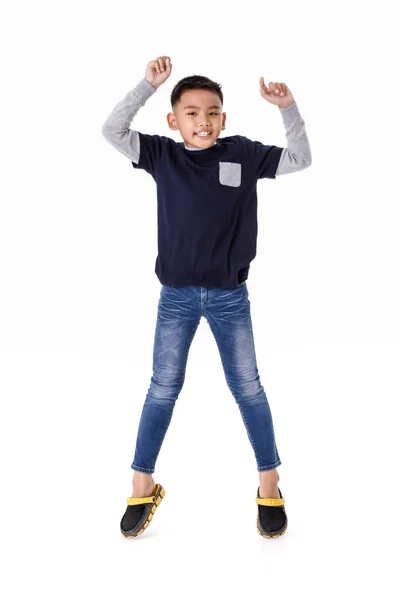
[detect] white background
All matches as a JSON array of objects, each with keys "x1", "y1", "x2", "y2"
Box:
[{"x1": 1, "y1": 0, "x2": 399, "y2": 597}]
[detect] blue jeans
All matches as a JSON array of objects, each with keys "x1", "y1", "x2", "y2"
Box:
[{"x1": 131, "y1": 282, "x2": 281, "y2": 473}]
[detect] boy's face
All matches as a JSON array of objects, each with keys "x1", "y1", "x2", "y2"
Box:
[{"x1": 167, "y1": 89, "x2": 226, "y2": 149}]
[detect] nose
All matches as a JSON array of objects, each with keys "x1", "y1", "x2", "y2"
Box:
[{"x1": 197, "y1": 113, "x2": 211, "y2": 126}]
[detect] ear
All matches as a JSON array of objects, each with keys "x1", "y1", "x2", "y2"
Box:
[
  {"x1": 167, "y1": 112, "x2": 179, "y2": 131},
  {"x1": 221, "y1": 112, "x2": 227, "y2": 130}
]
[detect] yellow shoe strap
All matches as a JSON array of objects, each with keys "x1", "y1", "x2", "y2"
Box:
[
  {"x1": 256, "y1": 497, "x2": 285, "y2": 507},
  {"x1": 126, "y1": 484, "x2": 160, "y2": 505},
  {"x1": 127, "y1": 495, "x2": 156, "y2": 505}
]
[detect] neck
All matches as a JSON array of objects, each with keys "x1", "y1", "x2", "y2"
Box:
[{"x1": 184, "y1": 141, "x2": 217, "y2": 151}]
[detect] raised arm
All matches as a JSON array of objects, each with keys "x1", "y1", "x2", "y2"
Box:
[
  {"x1": 101, "y1": 56, "x2": 173, "y2": 163},
  {"x1": 101, "y1": 78, "x2": 156, "y2": 163},
  {"x1": 276, "y1": 101, "x2": 312, "y2": 175},
  {"x1": 259, "y1": 78, "x2": 312, "y2": 175}
]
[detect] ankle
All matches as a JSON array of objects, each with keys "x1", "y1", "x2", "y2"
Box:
[
  {"x1": 259, "y1": 469, "x2": 280, "y2": 486},
  {"x1": 132, "y1": 472, "x2": 155, "y2": 493}
]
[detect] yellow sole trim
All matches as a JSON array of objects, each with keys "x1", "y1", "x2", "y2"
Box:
[{"x1": 256, "y1": 518, "x2": 287, "y2": 538}]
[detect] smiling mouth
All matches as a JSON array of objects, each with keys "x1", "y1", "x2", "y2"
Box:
[{"x1": 195, "y1": 132, "x2": 212, "y2": 138}]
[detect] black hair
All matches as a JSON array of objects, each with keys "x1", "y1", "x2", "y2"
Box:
[{"x1": 170, "y1": 75, "x2": 223, "y2": 109}]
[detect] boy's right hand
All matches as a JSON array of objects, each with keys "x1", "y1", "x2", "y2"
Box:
[{"x1": 145, "y1": 56, "x2": 172, "y2": 90}]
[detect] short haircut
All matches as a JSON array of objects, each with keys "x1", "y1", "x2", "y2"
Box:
[{"x1": 170, "y1": 75, "x2": 223, "y2": 110}]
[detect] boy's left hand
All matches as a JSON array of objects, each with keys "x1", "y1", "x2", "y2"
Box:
[{"x1": 259, "y1": 77, "x2": 294, "y2": 108}]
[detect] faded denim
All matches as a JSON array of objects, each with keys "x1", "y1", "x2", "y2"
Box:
[{"x1": 131, "y1": 282, "x2": 281, "y2": 473}]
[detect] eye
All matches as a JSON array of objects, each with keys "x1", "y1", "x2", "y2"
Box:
[{"x1": 187, "y1": 112, "x2": 219, "y2": 116}]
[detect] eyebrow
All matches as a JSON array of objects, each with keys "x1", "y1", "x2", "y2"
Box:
[{"x1": 183, "y1": 105, "x2": 221, "y2": 110}]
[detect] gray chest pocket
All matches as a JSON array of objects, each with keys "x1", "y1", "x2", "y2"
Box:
[{"x1": 219, "y1": 162, "x2": 241, "y2": 187}]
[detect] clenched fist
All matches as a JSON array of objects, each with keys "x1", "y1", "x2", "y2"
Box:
[{"x1": 145, "y1": 56, "x2": 173, "y2": 90}]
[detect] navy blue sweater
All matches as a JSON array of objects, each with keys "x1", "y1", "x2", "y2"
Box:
[
  {"x1": 131, "y1": 132, "x2": 283, "y2": 287},
  {"x1": 102, "y1": 78, "x2": 312, "y2": 288}
]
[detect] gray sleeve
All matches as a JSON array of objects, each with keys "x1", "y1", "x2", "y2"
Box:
[
  {"x1": 101, "y1": 78, "x2": 157, "y2": 163},
  {"x1": 275, "y1": 102, "x2": 312, "y2": 176}
]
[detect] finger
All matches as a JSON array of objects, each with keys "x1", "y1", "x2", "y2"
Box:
[
  {"x1": 269, "y1": 81, "x2": 280, "y2": 95},
  {"x1": 281, "y1": 83, "x2": 289, "y2": 96},
  {"x1": 260, "y1": 80, "x2": 272, "y2": 93},
  {"x1": 260, "y1": 87, "x2": 272, "y2": 97},
  {"x1": 153, "y1": 60, "x2": 161, "y2": 74},
  {"x1": 160, "y1": 56, "x2": 168, "y2": 71},
  {"x1": 273, "y1": 82, "x2": 281, "y2": 95}
]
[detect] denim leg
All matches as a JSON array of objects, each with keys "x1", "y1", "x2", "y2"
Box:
[
  {"x1": 131, "y1": 285, "x2": 201, "y2": 473},
  {"x1": 204, "y1": 283, "x2": 281, "y2": 472}
]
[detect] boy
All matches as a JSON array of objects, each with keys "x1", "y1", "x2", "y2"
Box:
[{"x1": 102, "y1": 55, "x2": 312, "y2": 539}]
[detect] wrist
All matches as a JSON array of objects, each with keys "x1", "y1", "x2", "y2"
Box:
[
  {"x1": 279, "y1": 101, "x2": 294, "y2": 110},
  {"x1": 145, "y1": 78, "x2": 157, "y2": 90}
]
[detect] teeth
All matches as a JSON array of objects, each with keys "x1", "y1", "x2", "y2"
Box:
[{"x1": 196, "y1": 132, "x2": 211, "y2": 136}]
